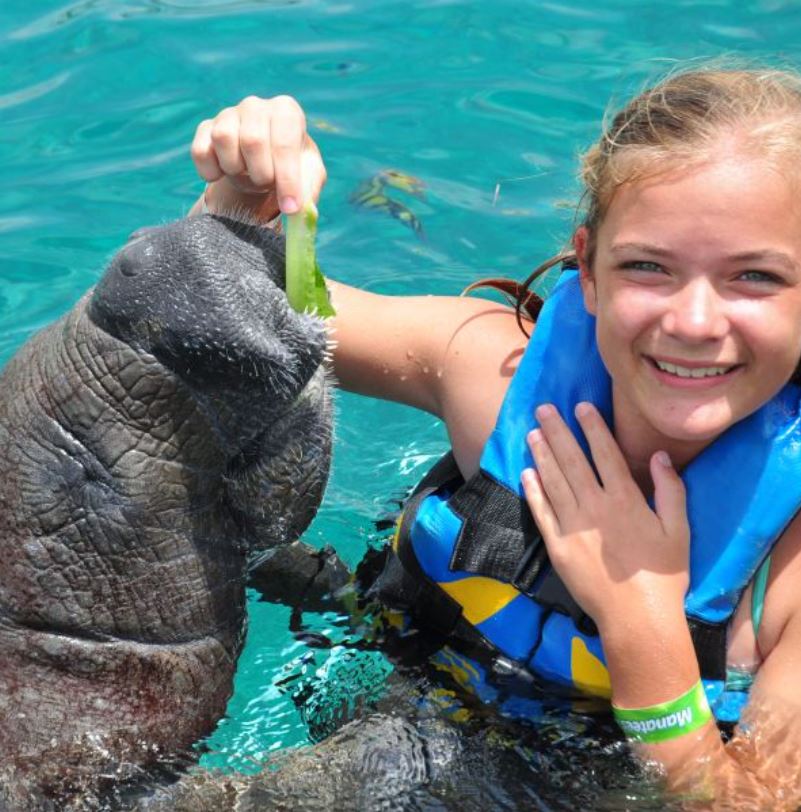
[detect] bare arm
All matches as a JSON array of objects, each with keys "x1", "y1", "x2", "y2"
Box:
[{"x1": 327, "y1": 279, "x2": 528, "y2": 476}]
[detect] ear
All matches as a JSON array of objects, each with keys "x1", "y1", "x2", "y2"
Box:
[{"x1": 574, "y1": 226, "x2": 597, "y2": 316}]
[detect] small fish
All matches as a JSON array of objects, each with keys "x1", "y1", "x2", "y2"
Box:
[
  {"x1": 349, "y1": 175, "x2": 385, "y2": 206},
  {"x1": 350, "y1": 172, "x2": 425, "y2": 238},
  {"x1": 378, "y1": 169, "x2": 426, "y2": 199},
  {"x1": 311, "y1": 118, "x2": 343, "y2": 134}
]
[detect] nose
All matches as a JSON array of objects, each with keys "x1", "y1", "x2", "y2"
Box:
[{"x1": 661, "y1": 278, "x2": 729, "y2": 343}]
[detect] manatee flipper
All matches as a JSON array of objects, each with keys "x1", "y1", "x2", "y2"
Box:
[{"x1": 248, "y1": 541, "x2": 351, "y2": 614}]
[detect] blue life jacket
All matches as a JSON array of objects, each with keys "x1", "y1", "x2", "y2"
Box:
[{"x1": 390, "y1": 270, "x2": 801, "y2": 724}]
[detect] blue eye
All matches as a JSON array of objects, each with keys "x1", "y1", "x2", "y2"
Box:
[
  {"x1": 621, "y1": 260, "x2": 664, "y2": 273},
  {"x1": 738, "y1": 270, "x2": 780, "y2": 284}
]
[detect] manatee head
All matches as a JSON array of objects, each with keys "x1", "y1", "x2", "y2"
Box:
[{"x1": 90, "y1": 214, "x2": 328, "y2": 447}]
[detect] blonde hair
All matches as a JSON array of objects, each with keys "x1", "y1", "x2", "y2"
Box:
[
  {"x1": 581, "y1": 66, "x2": 801, "y2": 260},
  {"x1": 466, "y1": 65, "x2": 801, "y2": 334}
]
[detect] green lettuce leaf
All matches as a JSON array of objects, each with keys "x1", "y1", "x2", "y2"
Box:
[{"x1": 285, "y1": 200, "x2": 335, "y2": 317}]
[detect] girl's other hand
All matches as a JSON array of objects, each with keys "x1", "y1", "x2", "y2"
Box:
[
  {"x1": 190, "y1": 95, "x2": 327, "y2": 220},
  {"x1": 521, "y1": 402, "x2": 690, "y2": 633}
]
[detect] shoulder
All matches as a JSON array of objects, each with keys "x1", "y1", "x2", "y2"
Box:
[{"x1": 436, "y1": 300, "x2": 531, "y2": 479}]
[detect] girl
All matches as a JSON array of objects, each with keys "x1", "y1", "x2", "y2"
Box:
[{"x1": 189, "y1": 69, "x2": 801, "y2": 806}]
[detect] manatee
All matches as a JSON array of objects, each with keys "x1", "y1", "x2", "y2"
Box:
[{"x1": 0, "y1": 214, "x2": 332, "y2": 809}]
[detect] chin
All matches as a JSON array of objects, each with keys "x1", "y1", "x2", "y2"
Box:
[{"x1": 650, "y1": 408, "x2": 737, "y2": 446}]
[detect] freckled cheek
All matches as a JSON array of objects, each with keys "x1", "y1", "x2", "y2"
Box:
[
  {"x1": 594, "y1": 304, "x2": 654, "y2": 365},
  {"x1": 602, "y1": 288, "x2": 661, "y2": 329},
  {"x1": 593, "y1": 324, "x2": 641, "y2": 384},
  {"x1": 768, "y1": 333, "x2": 801, "y2": 385},
  {"x1": 737, "y1": 328, "x2": 801, "y2": 397}
]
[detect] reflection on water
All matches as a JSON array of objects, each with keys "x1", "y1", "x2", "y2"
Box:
[{"x1": 7, "y1": 0, "x2": 305, "y2": 41}]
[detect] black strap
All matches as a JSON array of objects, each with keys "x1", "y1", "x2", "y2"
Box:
[
  {"x1": 449, "y1": 469, "x2": 548, "y2": 593},
  {"x1": 687, "y1": 616, "x2": 727, "y2": 682},
  {"x1": 447, "y1": 470, "x2": 595, "y2": 636},
  {"x1": 529, "y1": 567, "x2": 598, "y2": 637}
]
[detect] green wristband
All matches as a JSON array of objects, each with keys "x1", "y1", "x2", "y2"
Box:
[{"x1": 612, "y1": 681, "x2": 712, "y2": 744}]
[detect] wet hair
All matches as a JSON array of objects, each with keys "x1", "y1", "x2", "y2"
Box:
[{"x1": 466, "y1": 64, "x2": 801, "y2": 339}]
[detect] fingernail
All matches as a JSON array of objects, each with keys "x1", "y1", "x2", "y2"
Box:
[
  {"x1": 528, "y1": 428, "x2": 543, "y2": 444},
  {"x1": 280, "y1": 196, "x2": 299, "y2": 214},
  {"x1": 536, "y1": 403, "x2": 555, "y2": 420},
  {"x1": 575, "y1": 401, "x2": 592, "y2": 418},
  {"x1": 656, "y1": 450, "x2": 672, "y2": 468}
]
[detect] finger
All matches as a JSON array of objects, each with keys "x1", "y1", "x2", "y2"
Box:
[
  {"x1": 301, "y1": 136, "x2": 328, "y2": 204},
  {"x1": 237, "y1": 97, "x2": 276, "y2": 190},
  {"x1": 535, "y1": 404, "x2": 599, "y2": 498},
  {"x1": 190, "y1": 119, "x2": 223, "y2": 182},
  {"x1": 521, "y1": 467, "x2": 562, "y2": 540},
  {"x1": 650, "y1": 451, "x2": 689, "y2": 539},
  {"x1": 574, "y1": 401, "x2": 631, "y2": 492},
  {"x1": 210, "y1": 107, "x2": 246, "y2": 177},
  {"x1": 269, "y1": 95, "x2": 306, "y2": 213},
  {"x1": 527, "y1": 427, "x2": 578, "y2": 517}
]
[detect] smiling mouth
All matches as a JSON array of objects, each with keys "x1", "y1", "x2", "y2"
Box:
[{"x1": 647, "y1": 357, "x2": 741, "y2": 379}]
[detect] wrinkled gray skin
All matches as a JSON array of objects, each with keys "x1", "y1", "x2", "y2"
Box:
[{"x1": 0, "y1": 215, "x2": 332, "y2": 808}]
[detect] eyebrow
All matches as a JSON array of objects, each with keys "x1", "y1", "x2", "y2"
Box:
[
  {"x1": 609, "y1": 242, "x2": 798, "y2": 271},
  {"x1": 609, "y1": 242, "x2": 675, "y2": 258},
  {"x1": 727, "y1": 250, "x2": 797, "y2": 271}
]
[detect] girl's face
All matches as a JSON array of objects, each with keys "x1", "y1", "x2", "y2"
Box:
[{"x1": 576, "y1": 154, "x2": 801, "y2": 463}]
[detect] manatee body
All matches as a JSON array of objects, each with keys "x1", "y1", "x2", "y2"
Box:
[{"x1": 0, "y1": 215, "x2": 332, "y2": 807}]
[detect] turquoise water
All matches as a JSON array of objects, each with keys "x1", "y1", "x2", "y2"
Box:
[{"x1": 3, "y1": 0, "x2": 801, "y2": 781}]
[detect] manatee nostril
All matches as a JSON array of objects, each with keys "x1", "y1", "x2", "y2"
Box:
[{"x1": 119, "y1": 255, "x2": 139, "y2": 277}]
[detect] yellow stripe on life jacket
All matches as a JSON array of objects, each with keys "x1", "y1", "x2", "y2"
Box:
[
  {"x1": 391, "y1": 516, "x2": 403, "y2": 552},
  {"x1": 570, "y1": 637, "x2": 611, "y2": 698},
  {"x1": 438, "y1": 576, "x2": 520, "y2": 626}
]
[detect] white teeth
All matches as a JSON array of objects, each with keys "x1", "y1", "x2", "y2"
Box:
[{"x1": 654, "y1": 360, "x2": 733, "y2": 378}]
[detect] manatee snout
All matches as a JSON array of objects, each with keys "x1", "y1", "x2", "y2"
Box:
[{"x1": 91, "y1": 214, "x2": 326, "y2": 405}]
